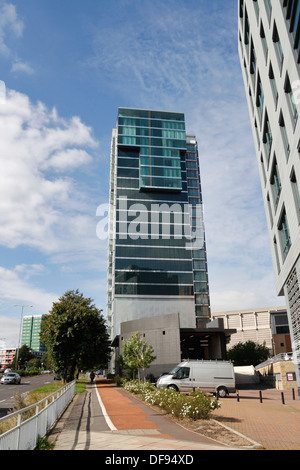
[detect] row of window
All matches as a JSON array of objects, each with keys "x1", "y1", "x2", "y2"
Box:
[
  {"x1": 118, "y1": 152, "x2": 198, "y2": 170},
  {"x1": 240, "y1": 1, "x2": 300, "y2": 267},
  {"x1": 118, "y1": 117, "x2": 186, "y2": 130},
  {"x1": 115, "y1": 271, "x2": 194, "y2": 284},
  {"x1": 115, "y1": 246, "x2": 193, "y2": 259},
  {"x1": 118, "y1": 135, "x2": 187, "y2": 149},
  {"x1": 241, "y1": 8, "x2": 297, "y2": 164},
  {"x1": 115, "y1": 237, "x2": 193, "y2": 247},
  {"x1": 119, "y1": 148, "x2": 181, "y2": 158},
  {"x1": 118, "y1": 109, "x2": 185, "y2": 122},
  {"x1": 119, "y1": 126, "x2": 186, "y2": 140},
  {"x1": 117, "y1": 189, "x2": 189, "y2": 204},
  {"x1": 116, "y1": 199, "x2": 189, "y2": 212},
  {"x1": 118, "y1": 166, "x2": 199, "y2": 180},
  {"x1": 140, "y1": 176, "x2": 182, "y2": 190},
  {"x1": 282, "y1": 0, "x2": 300, "y2": 54},
  {"x1": 115, "y1": 259, "x2": 194, "y2": 272},
  {"x1": 115, "y1": 284, "x2": 194, "y2": 296},
  {"x1": 268, "y1": 166, "x2": 300, "y2": 267}
]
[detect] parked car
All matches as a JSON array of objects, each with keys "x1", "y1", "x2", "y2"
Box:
[{"x1": 1, "y1": 373, "x2": 21, "y2": 385}]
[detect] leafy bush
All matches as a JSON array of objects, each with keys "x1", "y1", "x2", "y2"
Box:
[{"x1": 123, "y1": 380, "x2": 220, "y2": 420}]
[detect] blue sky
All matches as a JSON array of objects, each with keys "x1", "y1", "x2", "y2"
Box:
[{"x1": 0, "y1": 0, "x2": 284, "y2": 348}]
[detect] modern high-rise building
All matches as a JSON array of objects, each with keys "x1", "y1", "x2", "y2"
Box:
[
  {"x1": 21, "y1": 315, "x2": 46, "y2": 356},
  {"x1": 238, "y1": 0, "x2": 300, "y2": 393},
  {"x1": 107, "y1": 108, "x2": 211, "y2": 345}
]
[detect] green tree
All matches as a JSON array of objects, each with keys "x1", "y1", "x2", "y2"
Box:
[
  {"x1": 122, "y1": 332, "x2": 156, "y2": 381},
  {"x1": 41, "y1": 352, "x2": 53, "y2": 371},
  {"x1": 12, "y1": 344, "x2": 34, "y2": 370},
  {"x1": 41, "y1": 290, "x2": 111, "y2": 383},
  {"x1": 27, "y1": 357, "x2": 41, "y2": 370},
  {"x1": 227, "y1": 340, "x2": 270, "y2": 366}
]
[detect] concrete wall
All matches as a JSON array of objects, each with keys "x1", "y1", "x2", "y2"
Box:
[{"x1": 119, "y1": 312, "x2": 182, "y2": 378}]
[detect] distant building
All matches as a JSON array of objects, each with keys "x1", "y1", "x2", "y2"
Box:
[
  {"x1": 0, "y1": 348, "x2": 16, "y2": 370},
  {"x1": 238, "y1": 0, "x2": 300, "y2": 393},
  {"x1": 21, "y1": 315, "x2": 46, "y2": 356},
  {"x1": 212, "y1": 306, "x2": 291, "y2": 355}
]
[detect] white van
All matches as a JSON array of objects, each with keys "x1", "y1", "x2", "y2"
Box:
[{"x1": 156, "y1": 360, "x2": 235, "y2": 397}]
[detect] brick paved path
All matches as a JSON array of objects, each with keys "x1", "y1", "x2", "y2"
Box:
[{"x1": 212, "y1": 388, "x2": 300, "y2": 450}]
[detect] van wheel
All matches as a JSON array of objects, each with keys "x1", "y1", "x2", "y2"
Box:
[
  {"x1": 217, "y1": 387, "x2": 227, "y2": 398},
  {"x1": 168, "y1": 385, "x2": 179, "y2": 392}
]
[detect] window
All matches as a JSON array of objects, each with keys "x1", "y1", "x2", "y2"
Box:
[
  {"x1": 174, "y1": 367, "x2": 190, "y2": 379},
  {"x1": 260, "y1": 154, "x2": 267, "y2": 184},
  {"x1": 284, "y1": 72, "x2": 298, "y2": 126},
  {"x1": 269, "y1": 63, "x2": 278, "y2": 108},
  {"x1": 253, "y1": 0, "x2": 260, "y2": 21},
  {"x1": 267, "y1": 193, "x2": 274, "y2": 226},
  {"x1": 278, "y1": 209, "x2": 291, "y2": 261},
  {"x1": 290, "y1": 167, "x2": 300, "y2": 223},
  {"x1": 264, "y1": 0, "x2": 272, "y2": 22},
  {"x1": 270, "y1": 157, "x2": 281, "y2": 209},
  {"x1": 273, "y1": 22, "x2": 284, "y2": 73},
  {"x1": 260, "y1": 22, "x2": 268, "y2": 61},
  {"x1": 279, "y1": 111, "x2": 290, "y2": 157},
  {"x1": 250, "y1": 40, "x2": 257, "y2": 88},
  {"x1": 256, "y1": 74, "x2": 264, "y2": 122},
  {"x1": 239, "y1": 0, "x2": 244, "y2": 18},
  {"x1": 274, "y1": 313, "x2": 290, "y2": 334},
  {"x1": 244, "y1": 8, "x2": 250, "y2": 53},
  {"x1": 263, "y1": 112, "x2": 272, "y2": 162}
]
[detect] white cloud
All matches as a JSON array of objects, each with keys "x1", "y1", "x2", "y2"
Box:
[
  {"x1": 0, "y1": 1, "x2": 24, "y2": 56},
  {"x1": 0, "y1": 88, "x2": 98, "y2": 253},
  {"x1": 14, "y1": 263, "x2": 47, "y2": 279},
  {"x1": 42, "y1": 148, "x2": 93, "y2": 172},
  {"x1": 0, "y1": 315, "x2": 20, "y2": 348},
  {"x1": 11, "y1": 59, "x2": 35, "y2": 75}
]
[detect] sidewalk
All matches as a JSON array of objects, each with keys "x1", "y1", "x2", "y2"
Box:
[
  {"x1": 50, "y1": 379, "x2": 236, "y2": 451},
  {"x1": 49, "y1": 379, "x2": 300, "y2": 451},
  {"x1": 211, "y1": 386, "x2": 300, "y2": 450}
]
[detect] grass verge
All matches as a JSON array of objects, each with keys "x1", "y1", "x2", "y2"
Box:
[{"x1": 0, "y1": 376, "x2": 86, "y2": 438}]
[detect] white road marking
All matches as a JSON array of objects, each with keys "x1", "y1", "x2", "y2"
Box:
[{"x1": 95, "y1": 385, "x2": 117, "y2": 431}]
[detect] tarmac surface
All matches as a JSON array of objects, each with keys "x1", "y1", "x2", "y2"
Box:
[{"x1": 49, "y1": 378, "x2": 300, "y2": 452}]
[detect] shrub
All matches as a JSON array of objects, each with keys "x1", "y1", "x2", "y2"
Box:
[{"x1": 123, "y1": 380, "x2": 220, "y2": 420}]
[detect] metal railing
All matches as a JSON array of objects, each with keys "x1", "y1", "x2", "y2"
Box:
[
  {"x1": 255, "y1": 352, "x2": 294, "y2": 370},
  {"x1": 0, "y1": 379, "x2": 76, "y2": 450}
]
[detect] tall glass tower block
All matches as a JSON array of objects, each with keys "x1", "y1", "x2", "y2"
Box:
[{"x1": 107, "y1": 108, "x2": 211, "y2": 342}]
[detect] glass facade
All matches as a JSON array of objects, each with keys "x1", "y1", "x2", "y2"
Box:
[{"x1": 107, "y1": 108, "x2": 211, "y2": 338}]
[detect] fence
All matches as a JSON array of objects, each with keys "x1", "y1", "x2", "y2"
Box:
[{"x1": 0, "y1": 380, "x2": 76, "y2": 450}]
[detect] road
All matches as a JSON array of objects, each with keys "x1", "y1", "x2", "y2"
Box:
[{"x1": 0, "y1": 374, "x2": 55, "y2": 418}]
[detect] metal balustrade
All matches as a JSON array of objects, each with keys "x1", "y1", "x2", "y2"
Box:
[{"x1": 0, "y1": 379, "x2": 75, "y2": 450}]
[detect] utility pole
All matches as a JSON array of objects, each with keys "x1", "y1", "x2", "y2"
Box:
[{"x1": 13, "y1": 305, "x2": 33, "y2": 369}]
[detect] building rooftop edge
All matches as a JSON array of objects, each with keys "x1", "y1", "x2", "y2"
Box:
[{"x1": 118, "y1": 106, "x2": 185, "y2": 115}]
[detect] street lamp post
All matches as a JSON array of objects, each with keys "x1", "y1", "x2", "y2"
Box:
[{"x1": 14, "y1": 304, "x2": 33, "y2": 369}]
